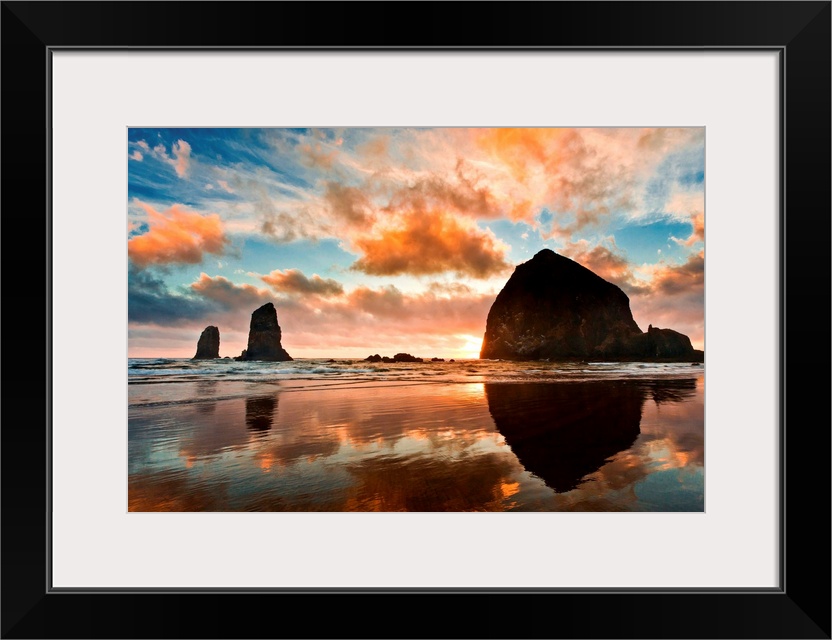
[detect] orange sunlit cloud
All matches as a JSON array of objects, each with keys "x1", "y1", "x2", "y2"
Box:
[
  {"x1": 352, "y1": 209, "x2": 511, "y2": 278},
  {"x1": 190, "y1": 273, "x2": 272, "y2": 309},
  {"x1": 261, "y1": 269, "x2": 344, "y2": 297},
  {"x1": 128, "y1": 202, "x2": 227, "y2": 268},
  {"x1": 475, "y1": 127, "x2": 628, "y2": 229},
  {"x1": 673, "y1": 211, "x2": 705, "y2": 246},
  {"x1": 648, "y1": 251, "x2": 705, "y2": 297}
]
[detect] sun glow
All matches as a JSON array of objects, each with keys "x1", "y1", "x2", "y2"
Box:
[{"x1": 459, "y1": 335, "x2": 483, "y2": 359}]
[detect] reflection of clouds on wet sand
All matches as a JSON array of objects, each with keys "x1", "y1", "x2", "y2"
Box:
[
  {"x1": 128, "y1": 376, "x2": 703, "y2": 511},
  {"x1": 128, "y1": 469, "x2": 230, "y2": 511},
  {"x1": 129, "y1": 382, "x2": 520, "y2": 511},
  {"x1": 242, "y1": 446, "x2": 521, "y2": 512},
  {"x1": 341, "y1": 449, "x2": 519, "y2": 512},
  {"x1": 541, "y1": 375, "x2": 704, "y2": 511}
]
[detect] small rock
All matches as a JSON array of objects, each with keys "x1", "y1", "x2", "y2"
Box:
[{"x1": 193, "y1": 326, "x2": 220, "y2": 359}]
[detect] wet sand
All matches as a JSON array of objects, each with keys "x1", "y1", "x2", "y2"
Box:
[{"x1": 128, "y1": 376, "x2": 704, "y2": 512}]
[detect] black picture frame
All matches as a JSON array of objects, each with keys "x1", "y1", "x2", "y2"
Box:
[{"x1": 2, "y1": 2, "x2": 829, "y2": 638}]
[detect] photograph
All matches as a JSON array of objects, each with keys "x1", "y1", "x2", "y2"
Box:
[
  {"x1": 127, "y1": 126, "x2": 705, "y2": 512},
  {"x1": 3, "y1": 0, "x2": 828, "y2": 635}
]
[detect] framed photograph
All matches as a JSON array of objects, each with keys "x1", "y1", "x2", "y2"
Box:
[
  {"x1": 3, "y1": 2, "x2": 829, "y2": 638},
  {"x1": 124, "y1": 123, "x2": 708, "y2": 517}
]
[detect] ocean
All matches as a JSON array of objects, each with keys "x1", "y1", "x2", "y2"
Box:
[{"x1": 128, "y1": 358, "x2": 704, "y2": 512}]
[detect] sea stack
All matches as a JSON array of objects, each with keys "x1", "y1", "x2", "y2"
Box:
[
  {"x1": 236, "y1": 302, "x2": 292, "y2": 361},
  {"x1": 480, "y1": 249, "x2": 703, "y2": 362},
  {"x1": 193, "y1": 326, "x2": 220, "y2": 359}
]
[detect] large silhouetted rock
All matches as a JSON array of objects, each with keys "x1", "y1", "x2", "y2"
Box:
[
  {"x1": 193, "y1": 326, "x2": 220, "y2": 359},
  {"x1": 236, "y1": 303, "x2": 292, "y2": 361},
  {"x1": 480, "y1": 249, "x2": 702, "y2": 361}
]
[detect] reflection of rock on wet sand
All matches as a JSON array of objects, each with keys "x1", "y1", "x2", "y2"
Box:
[
  {"x1": 643, "y1": 378, "x2": 698, "y2": 404},
  {"x1": 245, "y1": 394, "x2": 278, "y2": 433},
  {"x1": 485, "y1": 379, "x2": 696, "y2": 493}
]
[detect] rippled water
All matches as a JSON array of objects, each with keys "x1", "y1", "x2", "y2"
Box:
[{"x1": 128, "y1": 358, "x2": 704, "y2": 511}]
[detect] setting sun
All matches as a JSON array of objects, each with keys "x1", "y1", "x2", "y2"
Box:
[{"x1": 458, "y1": 335, "x2": 484, "y2": 359}]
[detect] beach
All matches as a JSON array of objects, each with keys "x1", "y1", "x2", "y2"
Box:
[{"x1": 128, "y1": 358, "x2": 704, "y2": 512}]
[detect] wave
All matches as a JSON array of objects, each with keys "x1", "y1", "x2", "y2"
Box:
[{"x1": 127, "y1": 357, "x2": 703, "y2": 387}]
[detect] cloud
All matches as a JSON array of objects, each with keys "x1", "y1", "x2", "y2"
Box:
[
  {"x1": 217, "y1": 180, "x2": 234, "y2": 193},
  {"x1": 266, "y1": 282, "x2": 496, "y2": 357},
  {"x1": 233, "y1": 278, "x2": 493, "y2": 346},
  {"x1": 648, "y1": 251, "x2": 704, "y2": 296},
  {"x1": 427, "y1": 281, "x2": 477, "y2": 297},
  {"x1": 383, "y1": 159, "x2": 502, "y2": 219},
  {"x1": 346, "y1": 285, "x2": 406, "y2": 317},
  {"x1": 128, "y1": 201, "x2": 228, "y2": 268},
  {"x1": 128, "y1": 266, "x2": 214, "y2": 325},
  {"x1": 171, "y1": 140, "x2": 191, "y2": 178},
  {"x1": 129, "y1": 272, "x2": 289, "y2": 356},
  {"x1": 473, "y1": 127, "x2": 704, "y2": 237},
  {"x1": 324, "y1": 182, "x2": 374, "y2": 228},
  {"x1": 130, "y1": 150, "x2": 144, "y2": 161},
  {"x1": 299, "y1": 141, "x2": 337, "y2": 169},
  {"x1": 139, "y1": 138, "x2": 192, "y2": 178},
  {"x1": 313, "y1": 160, "x2": 507, "y2": 274},
  {"x1": 351, "y1": 210, "x2": 511, "y2": 278},
  {"x1": 223, "y1": 174, "x2": 320, "y2": 243},
  {"x1": 310, "y1": 283, "x2": 492, "y2": 335},
  {"x1": 261, "y1": 269, "x2": 344, "y2": 297},
  {"x1": 190, "y1": 273, "x2": 273, "y2": 310},
  {"x1": 475, "y1": 128, "x2": 625, "y2": 228},
  {"x1": 556, "y1": 239, "x2": 704, "y2": 347},
  {"x1": 560, "y1": 239, "x2": 648, "y2": 295},
  {"x1": 261, "y1": 209, "x2": 317, "y2": 243},
  {"x1": 130, "y1": 269, "x2": 498, "y2": 358},
  {"x1": 671, "y1": 211, "x2": 705, "y2": 247},
  {"x1": 357, "y1": 135, "x2": 389, "y2": 161},
  {"x1": 629, "y1": 251, "x2": 705, "y2": 348}
]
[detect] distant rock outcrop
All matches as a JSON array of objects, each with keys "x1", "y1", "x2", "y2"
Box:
[
  {"x1": 193, "y1": 326, "x2": 220, "y2": 359},
  {"x1": 392, "y1": 353, "x2": 423, "y2": 363},
  {"x1": 364, "y1": 352, "x2": 424, "y2": 363},
  {"x1": 480, "y1": 249, "x2": 703, "y2": 362},
  {"x1": 235, "y1": 303, "x2": 292, "y2": 361}
]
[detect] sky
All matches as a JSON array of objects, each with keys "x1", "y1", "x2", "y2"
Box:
[{"x1": 127, "y1": 127, "x2": 704, "y2": 359}]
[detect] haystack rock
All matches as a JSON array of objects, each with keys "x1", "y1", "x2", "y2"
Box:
[
  {"x1": 236, "y1": 302, "x2": 292, "y2": 361},
  {"x1": 193, "y1": 326, "x2": 220, "y2": 359},
  {"x1": 480, "y1": 249, "x2": 703, "y2": 362}
]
